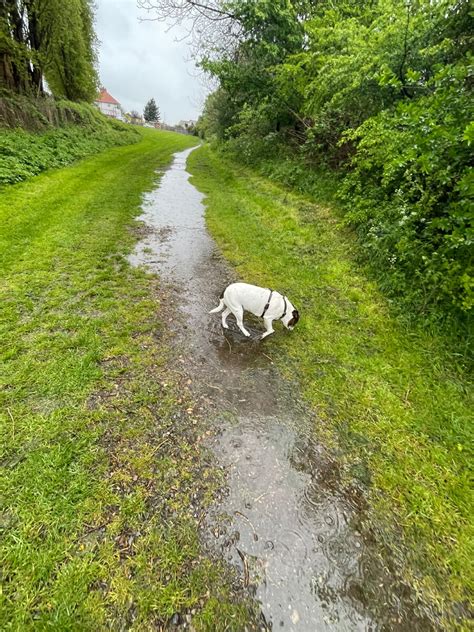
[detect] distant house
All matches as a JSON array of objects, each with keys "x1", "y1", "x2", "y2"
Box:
[
  {"x1": 95, "y1": 87, "x2": 123, "y2": 120},
  {"x1": 178, "y1": 119, "x2": 196, "y2": 129},
  {"x1": 125, "y1": 112, "x2": 144, "y2": 125},
  {"x1": 176, "y1": 119, "x2": 196, "y2": 134}
]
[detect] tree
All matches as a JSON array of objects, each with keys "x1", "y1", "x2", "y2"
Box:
[
  {"x1": 143, "y1": 97, "x2": 160, "y2": 122},
  {"x1": 1, "y1": 0, "x2": 44, "y2": 94},
  {"x1": 138, "y1": 0, "x2": 239, "y2": 60},
  {"x1": 140, "y1": 0, "x2": 311, "y2": 136},
  {"x1": 36, "y1": 0, "x2": 98, "y2": 101},
  {"x1": 195, "y1": 88, "x2": 238, "y2": 140},
  {"x1": 0, "y1": 0, "x2": 98, "y2": 100}
]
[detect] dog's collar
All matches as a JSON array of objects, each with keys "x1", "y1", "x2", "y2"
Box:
[
  {"x1": 261, "y1": 289, "x2": 274, "y2": 318},
  {"x1": 280, "y1": 297, "x2": 288, "y2": 320}
]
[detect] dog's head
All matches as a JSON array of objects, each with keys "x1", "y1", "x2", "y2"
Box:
[{"x1": 282, "y1": 307, "x2": 299, "y2": 331}]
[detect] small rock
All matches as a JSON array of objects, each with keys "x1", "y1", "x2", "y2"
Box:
[
  {"x1": 170, "y1": 613, "x2": 180, "y2": 625},
  {"x1": 291, "y1": 609, "x2": 300, "y2": 624}
]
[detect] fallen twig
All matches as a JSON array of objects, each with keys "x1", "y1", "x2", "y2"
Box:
[{"x1": 236, "y1": 548, "x2": 250, "y2": 587}]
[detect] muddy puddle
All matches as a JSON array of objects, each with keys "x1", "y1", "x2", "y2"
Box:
[{"x1": 128, "y1": 148, "x2": 435, "y2": 631}]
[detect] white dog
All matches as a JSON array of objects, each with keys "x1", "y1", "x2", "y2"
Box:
[{"x1": 209, "y1": 282, "x2": 299, "y2": 339}]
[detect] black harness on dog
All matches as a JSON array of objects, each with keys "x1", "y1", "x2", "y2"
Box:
[
  {"x1": 261, "y1": 289, "x2": 288, "y2": 319},
  {"x1": 260, "y1": 290, "x2": 273, "y2": 317}
]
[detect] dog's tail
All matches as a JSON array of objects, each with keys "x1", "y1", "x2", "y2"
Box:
[{"x1": 209, "y1": 298, "x2": 225, "y2": 314}]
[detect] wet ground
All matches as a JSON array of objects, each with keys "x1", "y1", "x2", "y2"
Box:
[{"x1": 128, "y1": 148, "x2": 435, "y2": 631}]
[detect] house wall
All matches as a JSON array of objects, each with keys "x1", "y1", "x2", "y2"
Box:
[{"x1": 95, "y1": 101, "x2": 123, "y2": 120}]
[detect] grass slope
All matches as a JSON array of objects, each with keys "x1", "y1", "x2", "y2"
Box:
[
  {"x1": 188, "y1": 145, "x2": 473, "y2": 625},
  {"x1": 0, "y1": 131, "x2": 254, "y2": 630}
]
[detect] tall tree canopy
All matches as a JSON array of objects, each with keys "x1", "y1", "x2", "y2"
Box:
[{"x1": 0, "y1": 0, "x2": 98, "y2": 101}]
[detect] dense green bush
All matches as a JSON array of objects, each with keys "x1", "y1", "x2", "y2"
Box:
[
  {"x1": 195, "y1": 0, "x2": 473, "y2": 319},
  {"x1": 340, "y1": 59, "x2": 473, "y2": 313},
  {"x1": 0, "y1": 98, "x2": 140, "y2": 185}
]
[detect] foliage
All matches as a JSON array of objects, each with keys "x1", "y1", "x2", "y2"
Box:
[
  {"x1": 193, "y1": 0, "x2": 473, "y2": 318},
  {"x1": 198, "y1": 0, "x2": 308, "y2": 139},
  {"x1": 196, "y1": 88, "x2": 238, "y2": 140},
  {"x1": 340, "y1": 56, "x2": 473, "y2": 313},
  {"x1": 0, "y1": 0, "x2": 98, "y2": 101},
  {"x1": 0, "y1": 100, "x2": 140, "y2": 185},
  {"x1": 143, "y1": 97, "x2": 160, "y2": 122},
  {"x1": 36, "y1": 0, "x2": 98, "y2": 101}
]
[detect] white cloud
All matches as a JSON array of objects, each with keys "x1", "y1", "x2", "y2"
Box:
[{"x1": 94, "y1": 0, "x2": 208, "y2": 124}]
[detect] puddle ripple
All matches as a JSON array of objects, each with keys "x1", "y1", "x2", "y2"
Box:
[{"x1": 129, "y1": 148, "x2": 435, "y2": 631}]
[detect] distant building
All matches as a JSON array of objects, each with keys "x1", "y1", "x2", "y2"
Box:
[
  {"x1": 178, "y1": 119, "x2": 196, "y2": 129},
  {"x1": 175, "y1": 119, "x2": 196, "y2": 135},
  {"x1": 95, "y1": 87, "x2": 124, "y2": 120},
  {"x1": 125, "y1": 112, "x2": 144, "y2": 125}
]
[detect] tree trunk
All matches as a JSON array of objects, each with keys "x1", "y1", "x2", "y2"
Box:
[
  {"x1": 26, "y1": 8, "x2": 44, "y2": 95},
  {"x1": 0, "y1": 0, "x2": 39, "y2": 94}
]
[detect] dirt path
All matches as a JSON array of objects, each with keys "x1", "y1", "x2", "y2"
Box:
[{"x1": 129, "y1": 148, "x2": 434, "y2": 631}]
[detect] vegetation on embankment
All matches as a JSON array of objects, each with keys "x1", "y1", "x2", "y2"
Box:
[
  {"x1": 0, "y1": 92, "x2": 140, "y2": 185},
  {"x1": 188, "y1": 145, "x2": 473, "y2": 626},
  {"x1": 0, "y1": 130, "x2": 255, "y2": 630}
]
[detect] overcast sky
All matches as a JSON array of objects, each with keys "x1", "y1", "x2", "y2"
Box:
[{"x1": 94, "y1": 0, "x2": 208, "y2": 124}]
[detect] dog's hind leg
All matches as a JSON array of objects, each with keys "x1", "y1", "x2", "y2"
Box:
[
  {"x1": 261, "y1": 318, "x2": 275, "y2": 339},
  {"x1": 209, "y1": 299, "x2": 225, "y2": 314},
  {"x1": 221, "y1": 307, "x2": 231, "y2": 329},
  {"x1": 234, "y1": 307, "x2": 251, "y2": 337}
]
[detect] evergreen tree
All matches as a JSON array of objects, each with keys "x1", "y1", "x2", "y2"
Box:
[{"x1": 143, "y1": 98, "x2": 160, "y2": 123}]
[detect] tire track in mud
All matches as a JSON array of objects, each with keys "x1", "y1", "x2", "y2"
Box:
[{"x1": 129, "y1": 147, "x2": 436, "y2": 631}]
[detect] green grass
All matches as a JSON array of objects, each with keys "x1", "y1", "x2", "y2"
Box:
[
  {"x1": 188, "y1": 145, "x2": 473, "y2": 625},
  {"x1": 0, "y1": 131, "x2": 255, "y2": 630}
]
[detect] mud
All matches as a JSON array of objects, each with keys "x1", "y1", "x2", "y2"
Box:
[{"x1": 128, "y1": 148, "x2": 435, "y2": 631}]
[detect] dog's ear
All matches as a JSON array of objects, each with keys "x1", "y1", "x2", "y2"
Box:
[{"x1": 287, "y1": 309, "x2": 300, "y2": 328}]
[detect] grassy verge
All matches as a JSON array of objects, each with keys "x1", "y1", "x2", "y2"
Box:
[
  {"x1": 188, "y1": 145, "x2": 473, "y2": 625},
  {"x1": 0, "y1": 131, "x2": 255, "y2": 630}
]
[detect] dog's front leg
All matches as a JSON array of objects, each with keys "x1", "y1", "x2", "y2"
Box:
[{"x1": 261, "y1": 318, "x2": 274, "y2": 339}]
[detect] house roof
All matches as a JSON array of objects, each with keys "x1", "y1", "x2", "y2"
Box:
[{"x1": 96, "y1": 87, "x2": 120, "y2": 105}]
